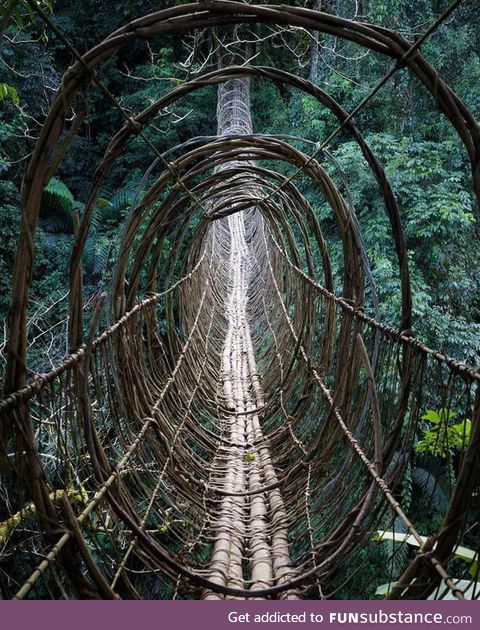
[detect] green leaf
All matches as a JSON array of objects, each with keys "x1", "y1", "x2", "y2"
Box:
[
  {"x1": 416, "y1": 407, "x2": 469, "y2": 457},
  {"x1": 0, "y1": 83, "x2": 19, "y2": 105}
]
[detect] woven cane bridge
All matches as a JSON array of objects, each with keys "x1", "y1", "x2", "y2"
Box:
[{"x1": 1, "y1": 0, "x2": 480, "y2": 601}]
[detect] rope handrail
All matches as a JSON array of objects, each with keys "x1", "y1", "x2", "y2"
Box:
[
  {"x1": 13, "y1": 256, "x2": 213, "y2": 600},
  {"x1": 1, "y1": 0, "x2": 479, "y2": 603},
  {"x1": 272, "y1": 235, "x2": 480, "y2": 382},
  {"x1": 262, "y1": 225, "x2": 465, "y2": 601},
  {"x1": 0, "y1": 256, "x2": 204, "y2": 412}
]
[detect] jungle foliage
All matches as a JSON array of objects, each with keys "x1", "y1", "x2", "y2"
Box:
[{"x1": 0, "y1": 0, "x2": 479, "y2": 599}]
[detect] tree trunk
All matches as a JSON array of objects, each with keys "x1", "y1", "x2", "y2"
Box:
[{"x1": 309, "y1": 0, "x2": 322, "y2": 84}]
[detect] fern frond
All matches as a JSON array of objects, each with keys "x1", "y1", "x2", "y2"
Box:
[
  {"x1": 44, "y1": 177, "x2": 74, "y2": 213},
  {"x1": 411, "y1": 466, "x2": 449, "y2": 512},
  {"x1": 83, "y1": 237, "x2": 111, "y2": 279},
  {"x1": 40, "y1": 177, "x2": 75, "y2": 234}
]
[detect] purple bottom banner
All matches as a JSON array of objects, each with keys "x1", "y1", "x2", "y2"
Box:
[{"x1": 0, "y1": 600, "x2": 478, "y2": 630}]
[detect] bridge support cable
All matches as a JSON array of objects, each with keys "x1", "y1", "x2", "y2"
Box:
[{"x1": 1, "y1": 1, "x2": 479, "y2": 602}]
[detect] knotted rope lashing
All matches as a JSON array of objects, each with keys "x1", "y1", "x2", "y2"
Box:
[{"x1": 0, "y1": 0, "x2": 479, "y2": 601}]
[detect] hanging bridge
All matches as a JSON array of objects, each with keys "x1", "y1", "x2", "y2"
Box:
[{"x1": 0, "y1": 0, "x2": 479, "y2": 600}]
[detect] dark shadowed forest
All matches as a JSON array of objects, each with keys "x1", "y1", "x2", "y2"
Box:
[{"x1": 0, "y1": 0, "x2": 479, "y2": 601}]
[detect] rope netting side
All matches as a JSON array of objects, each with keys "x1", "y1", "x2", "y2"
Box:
[{"x1": 0, "y1": 0, "x2": 479, "y2": 602}]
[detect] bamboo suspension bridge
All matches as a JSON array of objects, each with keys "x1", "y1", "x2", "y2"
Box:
[{"x1": 0, "y1": 1, "x2": 479, "y2": 600}]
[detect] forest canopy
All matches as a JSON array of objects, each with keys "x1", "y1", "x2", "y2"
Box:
[
  {"x1": 1, "y1": 0, "x2": 479, "y2": 374},
  {"x1": 0, "y1": 0, "x2": 479, "y2": 602}
]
